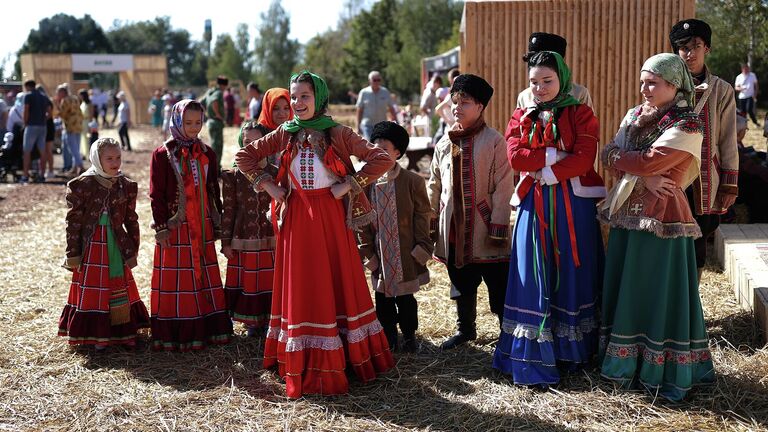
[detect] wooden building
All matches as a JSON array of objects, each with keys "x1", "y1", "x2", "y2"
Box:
[
  {"x1": 21, "y1": 54, "x2": 168, "y2": 125},
  {"x1": 460, "y1": 0, "x2": 696, "y2": 178}
]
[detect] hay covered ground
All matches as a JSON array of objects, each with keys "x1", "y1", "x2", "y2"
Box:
[{"x1": 0, "y1": 118, "x2": 767, "y2": 432}]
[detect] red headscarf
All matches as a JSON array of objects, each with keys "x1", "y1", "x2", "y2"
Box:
[{"x1": 257, "y1": 88, "x2": 292, "y2": 131}]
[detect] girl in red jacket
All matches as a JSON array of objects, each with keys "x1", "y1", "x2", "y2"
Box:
[{"x1": 148, "y1": 99, "x2": 233, "y2": 351}]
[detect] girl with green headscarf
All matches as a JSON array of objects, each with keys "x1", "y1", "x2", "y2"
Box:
[
  {"x1": 493, "y1": 51, "x2": 606, "y2": 387},
  {"x1": 598, "y1": 53, "x2": 713, "y2": 401},
  {"x1": 234, "y1": 70, "x2": 394, "y2": 399}
]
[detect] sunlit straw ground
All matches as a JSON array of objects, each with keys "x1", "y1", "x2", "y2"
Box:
[{"x1": 0, "y1": 109, "x2": 766, "y2": 431}]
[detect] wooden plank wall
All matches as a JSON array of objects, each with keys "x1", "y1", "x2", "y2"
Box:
[
  {"x1": 20, "y1": 54, "x2": 73, "y2": 96},
  {"x1": 460, "y1": 0, "x2": 696, "y2": 179},
  {"x1": 121, "y1": 55, "x2": 168, "y2": 124}
]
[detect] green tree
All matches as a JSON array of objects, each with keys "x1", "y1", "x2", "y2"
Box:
[
  {"x1": 19, "y1": 14, "x2": 112, "y2": 54},
  {"x1": 697, "y1": 0, "x2": 768, "y2": 104},
  {"x1": 341, "y1": 0, "x2": 397, "y2": 95},
  {"x1": 340, "y1": 0, "x2": 463, "y2": 100},
  {"x1": 107, "y1": 17, "x2": 197, "y2": 86},
  {"x1": 188, "y1": 41, "x2": 210, "y2": 86},
  {"x1": 235, "y1": 23, "x2": 253, "y2": 76},
  {"x1": 207, "y1": 34, "x2": 250, "y2": 83},
  {"x1": 301, "y1": 24, "x2": 352, "y2": 103},
  {"x1": 386, "y1": 0, "x2": 462, "y2": 98},
  {"x1": 253, "y1": 0, "x2": 300, "y2": 89},
  {"x1": 16, "y1": 13, "x2": 112, "y2": 76}
]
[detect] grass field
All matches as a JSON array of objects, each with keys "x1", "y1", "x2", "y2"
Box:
[{"x1": 0, "y1": 117, "x2": 766, "y2": 431}]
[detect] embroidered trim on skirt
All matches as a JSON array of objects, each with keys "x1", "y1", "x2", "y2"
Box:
[
  {"x1": 493, "y1": 182, "x2": 603, "y2": 385},
  {"x1": 58, "y1": 224, "x2": 149, "y2": 346},
  {"x1": 599, "y1": 228, "x2": 714, "y2": 401},
  {"x1": 150, "y1": 218, "x2": 233, "y2": 351}
]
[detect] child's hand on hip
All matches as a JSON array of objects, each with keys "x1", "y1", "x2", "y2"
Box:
[
  {"x1": 263, "y1": 181, "x2": 287, "y2": 204},
  {"x1": 331, "y1": 181, "x2": 352, "y2": 199}
]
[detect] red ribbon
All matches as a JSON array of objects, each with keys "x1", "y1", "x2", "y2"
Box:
[{"x1": 179, "y1": 144, "x2": 209, "y2": 283}]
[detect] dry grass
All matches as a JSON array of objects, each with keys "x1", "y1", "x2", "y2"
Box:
[{"x1": 0, "y1": 123, "x2": 767, "y2": 432}]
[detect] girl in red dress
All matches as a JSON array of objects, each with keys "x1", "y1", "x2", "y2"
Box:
[
  {"x1": 149, "y1": 99, "x2": 233, "y2": 351},
  {"x1": 59, "y1": 137, "x2": 149, "y2": 349},
  {"x1": 235, "y1": 71, "x2": 395, "y2": 398},
  {"x1": 222, "y1": 88, "x2": 292, "y2": 336}
]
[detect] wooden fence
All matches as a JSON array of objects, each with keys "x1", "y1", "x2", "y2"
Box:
[{"x1": 460, "y1": 0, "x2": 696, "y2": 178}]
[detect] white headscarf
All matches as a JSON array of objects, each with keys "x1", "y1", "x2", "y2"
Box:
[{"x1": 83, "y1": 138, "x2": 122, "y2": 178}]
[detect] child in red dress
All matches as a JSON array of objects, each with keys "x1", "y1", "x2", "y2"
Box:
[
  {"x1": 59, "y1": 137, "x2": 149, "y2": 350},
  {"x1": 236, "y1": 71, "x2": 395, "y2": 398},
  {"x1": 149, "y1": 99, "x2": 233, "y2": 351}
]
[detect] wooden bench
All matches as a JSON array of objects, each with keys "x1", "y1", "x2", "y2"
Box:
[{"x1": 715, "y1": 224, "x2": 768, "y2": 343}]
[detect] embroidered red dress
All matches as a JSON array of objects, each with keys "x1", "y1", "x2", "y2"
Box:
[
  {"x1": 236, "y1": 125, "x2": 395, "y2": 398},
  {"x1": 149, "y1": 140, "x2": 233, "y2": 350}
]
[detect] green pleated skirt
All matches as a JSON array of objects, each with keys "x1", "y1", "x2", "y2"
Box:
[{"x1": 600, "y1": 228, "x2": 714, "y2": 401}]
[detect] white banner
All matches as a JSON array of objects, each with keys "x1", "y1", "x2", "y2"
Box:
[{"x1": 71, "y1": 54, "x2": 134, "y2": 72}]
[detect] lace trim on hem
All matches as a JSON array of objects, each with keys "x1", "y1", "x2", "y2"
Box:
[
  {"x1": 265, "y1": 320, "x2": 385, "y2": 351},
  {"x1": 598, "y1": 212, "x2": 702, "y2": 239},
  {"x1": 502, "y1": 317, "x2": 597, "y2": 342}
]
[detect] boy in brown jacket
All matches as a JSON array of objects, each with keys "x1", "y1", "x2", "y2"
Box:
[{"x1": 358, "y1": 121, "x2": 433, "y2": 352}]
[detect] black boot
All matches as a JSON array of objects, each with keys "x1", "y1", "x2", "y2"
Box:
[
  {"x1": 401, "y1": 332, "x2": 418, "y2": 353},
  {"x1": 441, "y1": 295, "x2": 477, "y2": 349}
]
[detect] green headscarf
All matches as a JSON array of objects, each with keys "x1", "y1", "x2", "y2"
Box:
[
  {"x1": 232, "y1": 120, "x2": 259, "y2": 167},
  {"x1": 640, "y1": 53, "x2": 695, "y2": 107},
  {"x1": 529, "y1": 51, "x2": 580, "y2": 111},
  {"x1": 283, "y1": 70, "x2": 338, "y2": 133}
]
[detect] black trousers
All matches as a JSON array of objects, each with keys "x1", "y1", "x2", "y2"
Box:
[
  {"x1": 446, "y1": 247, "x2": 509, "y2": 318},
  {"x1": 686, "y1": 187, "x2": 721, "y2": 268},
  {"x1": 118, "y1": 123, "x2": 131, "y2": 150},
  {"x1": 375, "y1": 291, "x2": 418, "y2": 338},
  {"x1": 737, "y1": 97, "x2": 759, "y2": 124}
]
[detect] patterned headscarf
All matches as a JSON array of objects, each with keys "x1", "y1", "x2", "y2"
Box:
[
  {"x1": 83, "y1": 138, "x2": 122, "y2": 178},
  {"x1": 641, "y1": 53, "x2": 696, "y2": 107},
  {"x1": 257, "y1": 88, "x2": 292, "y2": 131},
  {"x1": 169, "y1": 99, "x2": 205, "y2": 147},
  {"x1": 283, "y1": 70, "x2": 338, "y2": 133}
]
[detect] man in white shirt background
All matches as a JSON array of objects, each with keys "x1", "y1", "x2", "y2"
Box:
[{"x1": 735, "y1": 63, "x2": 760, "y2": 126}]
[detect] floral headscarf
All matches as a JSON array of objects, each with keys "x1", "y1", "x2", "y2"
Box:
[{"x1": 169, "y1": 99, "x2": 205, "y2": 147}]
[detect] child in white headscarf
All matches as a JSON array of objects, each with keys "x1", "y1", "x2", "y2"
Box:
[{"x1": 59, "y1": 138, "x2": 149, "y2": 350}]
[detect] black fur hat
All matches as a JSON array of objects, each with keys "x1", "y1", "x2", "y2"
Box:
[
  {"x1": 450, "y1": 74, "x2": 494, "y2": 108},
  {"x1": 522, "y1": 32, "x2": 567, "y2": 62},
  {"x1": 669, "y1": 19, "x2": 712, "y2": 51},
  {"x1": 370, "y1": 121, "x2": 410, "y2": 159}
]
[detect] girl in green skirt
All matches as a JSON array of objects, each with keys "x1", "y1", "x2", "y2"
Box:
[{"x1": 598, "y1": 53, "x2": 714, "y2": 401}]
